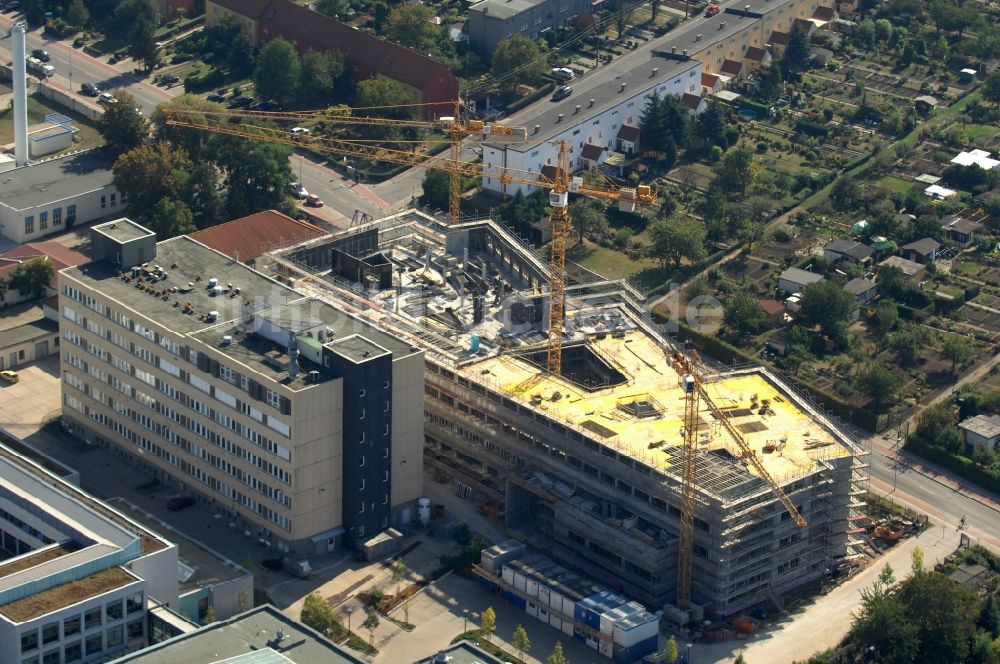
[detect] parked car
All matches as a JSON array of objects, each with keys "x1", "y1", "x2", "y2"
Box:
[
  {"x1": 97, "y1": 92, "x2": 117, "y2": 105},
  {"x1": 552, "y1": 85, "x2": 573, "y2": 101},
  {"x1": 0, "y1": 370, "x2": 18, "y2": 384},
  {"x1": 160, "y1": 74, "x2": 180, "y2": 85},
  {"x1": 207, "y1": 93, "x2": 225, "y2": 102},
  {"x1": 291, "y1": 126, "x2": 311, "y2": 135},
  {"x1": 166, "y1": 495, "x2": 195, "y2": 511},
  {"x1": 80, "y1": 82, "x2": 98, "y2": 97},
  {"x1": 227, "y1": 96, "x2": 253, "y2": 109},
  {"x1": 31, "y1": 48, "x2": 49, "y2": 62},
  {"x1": 250, "y1": 101, "x2": 278, "y2": 111},
  {"x1": 305, "y1": 194, "x2": 324, "y2": 207},
  {"x1": 289, "y1": 182, "x2": 309, "y2": 198}
]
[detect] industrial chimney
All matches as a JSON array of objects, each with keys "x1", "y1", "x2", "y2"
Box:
[{"x1": 11, "y1": 23, "x2": 29, "y2": 167}]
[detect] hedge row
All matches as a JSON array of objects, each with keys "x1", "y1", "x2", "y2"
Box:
[{"x1": 905, "y1": 436, "x2": 1000, "y2": 495}]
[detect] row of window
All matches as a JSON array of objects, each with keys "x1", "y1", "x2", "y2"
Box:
[
  {"x1": 23, "y1": 205, "x2": 75, "y2": 236},
  {"x1": 20, "y1": 594, "x2": 142, "y2": 655}
]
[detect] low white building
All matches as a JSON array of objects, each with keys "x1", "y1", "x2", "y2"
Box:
[
  {"x1": 0, "y1": 148, "x2": 122, "y2": 244},
  {"x1": 482, "y1": 58, "x2": 701, "y2": 196},
  {"x1": 959, "y1": 414, "x2": 1000, "y2": 451}
]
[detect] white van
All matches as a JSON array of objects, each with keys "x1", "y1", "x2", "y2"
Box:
[{"x1": 551, "y1": 67, "x2": 574, "y2": 82}]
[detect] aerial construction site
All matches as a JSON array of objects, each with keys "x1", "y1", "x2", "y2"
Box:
[{"x1": 258, "y1": 206, "x2": 869, "y2": 619}]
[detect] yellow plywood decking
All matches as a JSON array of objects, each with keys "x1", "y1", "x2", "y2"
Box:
[{"x1": 470, "y1": 331, "x2": 848, "y2": 485}]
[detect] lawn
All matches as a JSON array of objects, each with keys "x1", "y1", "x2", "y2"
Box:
[
  {"x1": 879, "y1": 175, "x2": 914, "y2": 193},
  {"x1": 957, "y1": 261, "x2": 982, "y2": 277},
  {"x1": 0, "y1": 94, "x2": 103, "y2": 155},
  {"x1": 965, "y1": 124, "x2": 1000, "y2": 141},
  {"x1": 566, "y1": 240, "x2": 659, "y2": 280}
]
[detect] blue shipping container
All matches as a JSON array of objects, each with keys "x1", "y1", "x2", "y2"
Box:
[
  {"x1": 613, "y1": 635, "x2": 659, "y2": 663},
  {"x1": 573, "y1": 628, "x2": 587, "y2": 643}
]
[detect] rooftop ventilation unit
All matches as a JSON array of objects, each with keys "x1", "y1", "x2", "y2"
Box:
[
  {"x1": 620, "y1": 82, "x2": 627, "y2": 92},
  {"x1": 221, "y1": 335, "x2": 232, "y2": 346},
  {"x1": 696, "y1": 33, "x2": 702, "y2": 41},
  {"x1": 574, "y1": 104, "x2": 581, "y2": 114},
  {"x1": 208, "y1": 310, "x2": 220, "y2": 322},
  {"x1": 556, "y1": 113, "x2": 564, "y2": 122},
  {"x1": 208, "y1": 278, "x2": 218, "y2": 289},
  {"x1": 534, "y1": 124, "x2": 541, "y2": 134},
  {"x1": 589, "y1": 98, "x2": 595, "y2": 107},
  {"x1": 651, "y1": 67, "x2": 659, "y2": 77}
]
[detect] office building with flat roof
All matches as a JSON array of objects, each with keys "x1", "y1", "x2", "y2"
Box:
[{"x1": 58, "y1": 219, "x2": 424, "y2": 556}]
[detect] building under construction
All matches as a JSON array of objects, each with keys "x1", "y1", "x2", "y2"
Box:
[{"x1": 260, "y1": 208, "x2": 869, "y2": 618}]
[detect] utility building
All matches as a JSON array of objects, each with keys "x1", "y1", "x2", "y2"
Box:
[{"x1": 58, "y1": 219, "x2": 424, "y2": 556}]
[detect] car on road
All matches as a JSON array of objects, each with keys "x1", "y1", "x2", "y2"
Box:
[
  {"x1": 97, "y1": 92, "x2": 117, "y2": 105},
  {"x1": 80, "y1": 82, "x2": 98, "y2": 97},
  {"x1": 31, "y1": 48, "x2": 49, "y2": 62},
  {"x1": 291, "y1": 126, "x2": 311, "y2": 135},
  {"x1": 0, "y1": 370, "x2": 18, "y2": 384},
  {"x1": 289, "y1": 182, "x2": 309, "y2": 198},
  {"x1": 227, "y1": 96, "x2": 253, "y2": 109},
  {"x1": 552, "y1": 85, "x2": 573, "y2": 101},
  {"x1": 305, "y1": 194, "x2": 324, "y2": 207},
  {"x1": 207, "y1": 93, "x2": 226, "y2": 102},
  {"x1": 166, "y1": 495, "x2": 195, "y2": 511}
]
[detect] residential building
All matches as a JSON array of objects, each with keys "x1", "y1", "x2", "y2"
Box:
[
  {"x1": 467, "y1": 0, "x2": 593, "y2": 54},
  {"x1": 681, "y1": 92, "x2": 708, "y2": 116},
  {"x1": 743, "y1": 45, "x2": 772, "y2": 68},
  {"x1": 153, "y1": 0, "x2": 194, "y2": 20},
  {"x1": 207, "y1": 0, "x2": 459, "y2": 118},
  {"x1": 0, "y1": 301, "x2": 58, "y2": 371},
  {"x1": 701, "y1": 72, "x2": 723, "y2": 95},
  {"x1": 0, "y1": 440, "x2": 178, "y2": 664},
  {"x1": 958, "y1": 414, "x2": 1000, "y2": 451},
  {"x1": 777, "y1": 267, "x2": 824, "y2": 294},
  {"x1": 940, "y1": 216, "x2": 985, "y2": 246},
  {"x1": 616, "y1": 125, "x2": 640, "y2": 155},
  {"x1": 58, "y1": 219, "x2": 425, "y2": 555},
  {"x1": 842, "y1": 278, "x2": 876, "y2": 306},
  {"x1": 899, "y1": 237, "x2": 940, "y2": 264},
  {"x1": 810, "y1": 46, "x2": 834, "y2": 66},
  {"x1": 188, "y1": 211, "x2": 327, "y2": 269},
  {"x1": 950, "y1": 149, "x2": 1000, "y2": 170},
  {"x1": 823, "y1": 239, "x2": 873, "y2": 265},
  {"x1": 0, "y1": 242, "x2": 88, "y2": 308},
  {"x1": 720, "y1": 58, "x2": 745, "y2": 80},
  {"x1": 0, "y1": 148, "x2": 121, "y2": 244},
  {"x1": 879, "y1": 255, "x2": 925, "y2": 280}
]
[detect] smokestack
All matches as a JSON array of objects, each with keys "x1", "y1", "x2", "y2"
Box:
[{"x1": 11, "y1": 23, "x2": 29, "y2": 167}]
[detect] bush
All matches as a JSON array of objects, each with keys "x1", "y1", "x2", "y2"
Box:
[
  {"x1": 756, "y1": 141, "x2": 768, "y2": 153},
  {"x1": 796, "y1": 118, "x2": 830, "y2": 137}
]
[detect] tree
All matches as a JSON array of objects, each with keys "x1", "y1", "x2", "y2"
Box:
[
  {"x1": 547, "y1": 641, "x2": 570, "y2": 664},
  {"x1": 874, "y1": 19, "x2": 894, "y2": 47},
  {"x1": 830, "y1": 176, "x2": 861, "y2": 213},
  {"x1": 372, "y1": 2, "x2": 389, "y2": 33},
  {"x1": 854, "y1": 362, "x2": 901, "y2": 412},
  {"x1": 873, "y1": 300, "x2": 899, "y2": 337},
  {"x1": 67, "y1": 0, "x2": 90, "y2": 28},
  {"x1": 419, "y1": 169, "x2": 450, "y2": 210},
  {"x1": 24, "y1": 0, "x2": 44, "y2": 25},
  {"x1": 391, "y1": 560, "x2": 407, "y2": 598},
  {"x1": 362, "y1": 608, "x2": 380, "y2": 646},
  {"x1": 113, "y1": 142, "x2": 192, "y2": 218},
  {"x1": 298, "y1": 51, "x2": 344, "y2": 104},
  {"x1": 734, "y1": 655, "x2": 747, "y2": 664},
  {"x1": 896, "y1": 570, "x2": 980, "y2": 663},
  {"x1": 942, "y1": 336, "x2": 973, "y2": 373},
  {"x1": 214, "y1": 137, "x2": 294, "y2": 219},
  {"x1": 147, "y1": 198, "x2": 196, "y2": 240},
  {"x1": 856, "y1": 19, "x2": 876, "y2": 49},
  {"x1": 714, "y1": 143, "x2": 758, "y2": 197},
  {"x1": 301, "y1": 594, "x2": 344, "y2": 638},
  {"x1": 911, "y1": 402, "x2": 964, "y2": 453},
  {"x1": 254, "y1": 39, "x2": 301, "y2": 106},
  {"x1": 724, "y1": 291, "x2": 770, "y2": 337},
  {"x1": 8, "y1": 258, "x2": 54, "y2": 297},
  {"x1": 385, "y1": 5, "x2": 439, "y2": 54},
  {"x1": 610, "y1": 0, "x2": 639, "y2": 39},
  {"x1": 757, "y1": 61, "x2": 783, "y2": 103},
  {"x1": 491, "y1": 36, "x2": 548, "y2": 91},
  {"x1": 315, "y1": 0, "x2": 348, "y2": 19},
  {"x1": 664, "y1": 636, "x2": 679, "y2": 663},
  {"x1": 512, "y1": 624, "x2": 531, "y2": 662},
  {"x1": 128, "y1": 15, "x2": 160, "y2": 71},
  {"x1": 480, "y1": 607, "x2": 497, "y2": 643},
  {"x1": 356, "y1": 78, "x2": 413, "y2": 114},
  {"x1": 985, "y1": 71, "x2": 1000, "y2": 105},
  {"x1": 798, "y1": 279, "x2": 855, "y2": 347},
  {"x1": 699, "y1": 100, "x2": 729, "y2": 149},
  {"x1": 649, "y1": 215, "x2": 707, "y2": 269},
  {"x1": 911, "y1": 546, "x2": 924, "y2": 575},
  {"x1": 98, "y1": 91, "x2": 150, "y2": 154},
  {"x1": 569, "y1": 198, "x2": 607, "y2": 244},
  {"x1": 784, "y1": 21, "x2": 811, "y2": 76}
]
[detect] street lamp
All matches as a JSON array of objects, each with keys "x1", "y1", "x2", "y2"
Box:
[
  {"x1": 462, "y1": 608, "x2": 469, "y2": 635},
  {"x1": 345, "y1": 606, "x2": 354, "y2": 633},
  {"x1": 686, "y1": 643, "x2": 693, "y2": 664}
]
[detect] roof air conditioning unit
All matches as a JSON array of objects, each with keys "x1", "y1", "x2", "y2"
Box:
[
  {"x1": 556, "y1": 113, "x2": 564, "y2": 122},
  {"x1": 651, "y1": 67, "x2": 659, "y2": 77}
]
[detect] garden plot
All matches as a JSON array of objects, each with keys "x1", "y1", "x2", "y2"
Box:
[{"x1": 960, "y1": 305, "x2": 1000, "y2": 335}]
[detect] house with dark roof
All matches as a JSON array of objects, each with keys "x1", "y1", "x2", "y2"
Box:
[
  {"x1": 778, "y1": 267, "x2": 824, "y2": 294},
  {"x1": 879, "y1": 255, "x2": 926, "y2": 280},
  {"x1": 580, "y1": 143, "x2": 606, "y2": 167},
  {"x1": 823, "y1": 239, "x2": 873, "y2": 265},
  {"x1": 681, "y1": 93, "x2": 707, "y2": 116},
  {"x1": 0, "y1": 241, "x2": 88, "y2": 307},
  {"x1": 188, "y1": 210, "x2": 327, "y2": 268},
  {"x1": 810, "y1": 46, "x2": 834, "y2": 66},
  {"x1": 810, "y1": 5, "x2": 836, "y2": 27},
  {"x1": 758, "y1": 298, "x2": 785, "y2": 321},
  {"x1": 210, "y1": 0, "x2": 460, "y2": 118},
  {"x1": 702, "y1": 72, "x2": 723, "y2": 95},
  {"x1": 720, "y1": 59, "x2": 745, "y2": 79},
  {"x1": 768, "y1": 30, "x2": 789, "y2": 54},
  {"x1": 899, "y1": 237, "x2": 941, "y2": 264},
  {"x1": 940, "y1": 215, "x2": 985, "y2": 246},
  {"x1": 743, "y1": 46, "x2": 772, "y2": 69},
  {"x1": 616, "y1": 125, "x2": 640, "y2": 155},
  {"x1": 843, "y1": 278, "x2": 876, "y2": 305}
]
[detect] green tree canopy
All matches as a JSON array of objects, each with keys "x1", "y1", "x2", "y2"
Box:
[
  {"x1": 942, "y1": 336, "x2": 974, "y2": 373},
  {"x1": 298, "y1": 51, "x2": 345, "y2": 104},
  {"x1": 491, "y1": 36, "x2": 548, "y2": 90},
  {"x1": 784, "y1": 21, "x2": 811, "y2": 76},
  {"x1": 724, "y1": 291, "x2": 770, "y2": 337},
  {"x1": 300, "y1": 594, "x2": 343, "y2": 637},
  {"x1": 419, "y1": 169, "x2": 451, "y2": 211},
  {"x1": 481, "y1": 607, "x2": 496, "y2": 642},
  {"x1": 356, "y1": 78, "x2": 413, "y2": 115},
  {"x1": 872, "y1": 300, "x2": 899, "y2": 337},
  {"x1": 649, "y1": 214, "x2": 707, "y2": 268},
  {"x1": 112, "y1": 142, "x2": 193, "y2": 219},
  {"x1": 547, "y1": 642, "x2": 570, "y2": 664},
  {"x1": 128, "y1": 14, "x2": 160, "y2": 71},
  {"x1": 98, "y1": 90, "x2": 150, "y2": 154},
  {"x1": 385, "y1": 5, "x2": 440, "y2": 54},
  {"x1": 214, "y1": 136, "x2": 294, "y2": 219},
  {"x1": 830, "y1": 176, "x2": 861, "y2": 213},
  {"x1": 911, "y1": 402, "x2": 964, "y2": 453},
  {"x1": 512, "y1": 624, "x2": 531, "y2": 662},
  {"x1": 853, "y1": 362, "x2": 901, "y2": 412},
  {"x1": 714, "y1": 143, "x2": 759, "y2": 197},
  {"x1": 67, "y1": 0, "x2": 90, "y2": 28},
  {"x1": 798, "y1": 279, "x2": 855, "y2": 348},
  {"x1": 8, "y1": 258, "x2": 54, "y2": 297},
  {"x1": 253, "y1": 39, "x2": 302, "y2": 105},
  {"x1": 361, "y1": 608, "x2": 380, "y2": 645},
  {"x1": 984, "y1": 71, "x2": 1000, "y2": 105},
  {"x1": 569, "y1": 198, "x2": 608, "y2": 244},
  {"x1": 147, "y1": 198, "x2": 196, "y2": 240}
]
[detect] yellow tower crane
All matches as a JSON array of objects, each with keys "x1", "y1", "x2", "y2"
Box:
[
  {"x1": 168, "y1": 100, "x2": 528, "y2": 223},
  {"x1": 670, "y1": 350, "x2": 807, "y2": 609},
  {"x1": 164, "y1": 105, "x2": 658, "y2": 375}
]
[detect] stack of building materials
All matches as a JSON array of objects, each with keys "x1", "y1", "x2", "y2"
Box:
[{"x1": 480, "y1": 539, "x2": 527, "y2": 573}]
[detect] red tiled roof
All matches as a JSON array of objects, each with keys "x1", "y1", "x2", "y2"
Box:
[
  {"x1": 257, "y1": 0, "x2": 457, "y2": 101},
  {"x1": 0, "y1": 242, "x2": 88, "y2": 286},
  {"x1": 812, "y1": 6, "x2": 835, "y2": 20},
  {"x1": 681, "y1": 93, "x2": 703, "y2": 110},
  {"x1": 581, "y1": 143, "x2": 604, "y2": 161},
  {"x1": 769, "y1": 30, "x2": 789, "y2": 45},
  {"x1": 701, "y1": 72, "x2": 720, "y2": 87},
  {"x1": 744, "y1": 46, "x2": 767, "y2": 61},
  {"x1": 720, "y1": 59, "x2": 743, "y2": 76},
  {"x1": 617, "y1": 125, "x2": 640, "y2": 142},
  {"x1": 188, "y1": 211, "x2": 327, "y2": 261},
  {"x1": 758, "y1": 299, "x2": 785, "y2": 316},
  {"x1": 540, "y1": 165, "x2": 559, "y2": 182}
]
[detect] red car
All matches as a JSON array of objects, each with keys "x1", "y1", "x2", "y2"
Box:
[
  {"x1": 705, "y1": 3, "x2": 720, "y2": 16},
  {"x1": 305, "y1": 194, "x2": 324, "y2": 207}
]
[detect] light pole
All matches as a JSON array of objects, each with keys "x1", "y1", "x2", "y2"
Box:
[
  {"x1": 345, "y1": 606, "x2": 354, "y2": 633},
  {"x1": 686, "y1": 642, "x2": 693, "y2": 664},
  {"x1": 462, "y1": 608, "x2": 469, "y2": 635}
]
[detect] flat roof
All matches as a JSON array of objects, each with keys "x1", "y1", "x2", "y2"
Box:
[
  {"x1": 93, "y1": 218, "x2": 155, "y2": 243},
  {"x1": 464, "y1": 331, "x2": 850, "y2": 499},
  {"x1": 414, "y1": 642, "x2": 507, "y2": 664},
  {"x1": 63, "y1": 236, "x2": 299, "y2": 335},
  {"x1": 959, "y1": 414, "x2": 1000, "y2": 439},
  {"x1": 0, "y1": 567, "x2": 139, "y2": 622},
  {"x1": 469, "y1": 0, "x2": 546, "y2": 19},
  {"x1": 0, "y1": 148, "x2": 115, "y2": 212},
  {"x1": 114, "y1": 605, "x2": 365, "y2": 664},
  {"x1": 0, "y1": 315, "x2": 57, "y2": 349},
  {"x1": 779, "y1": 267, "x2": 824, "y2": 285}
]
